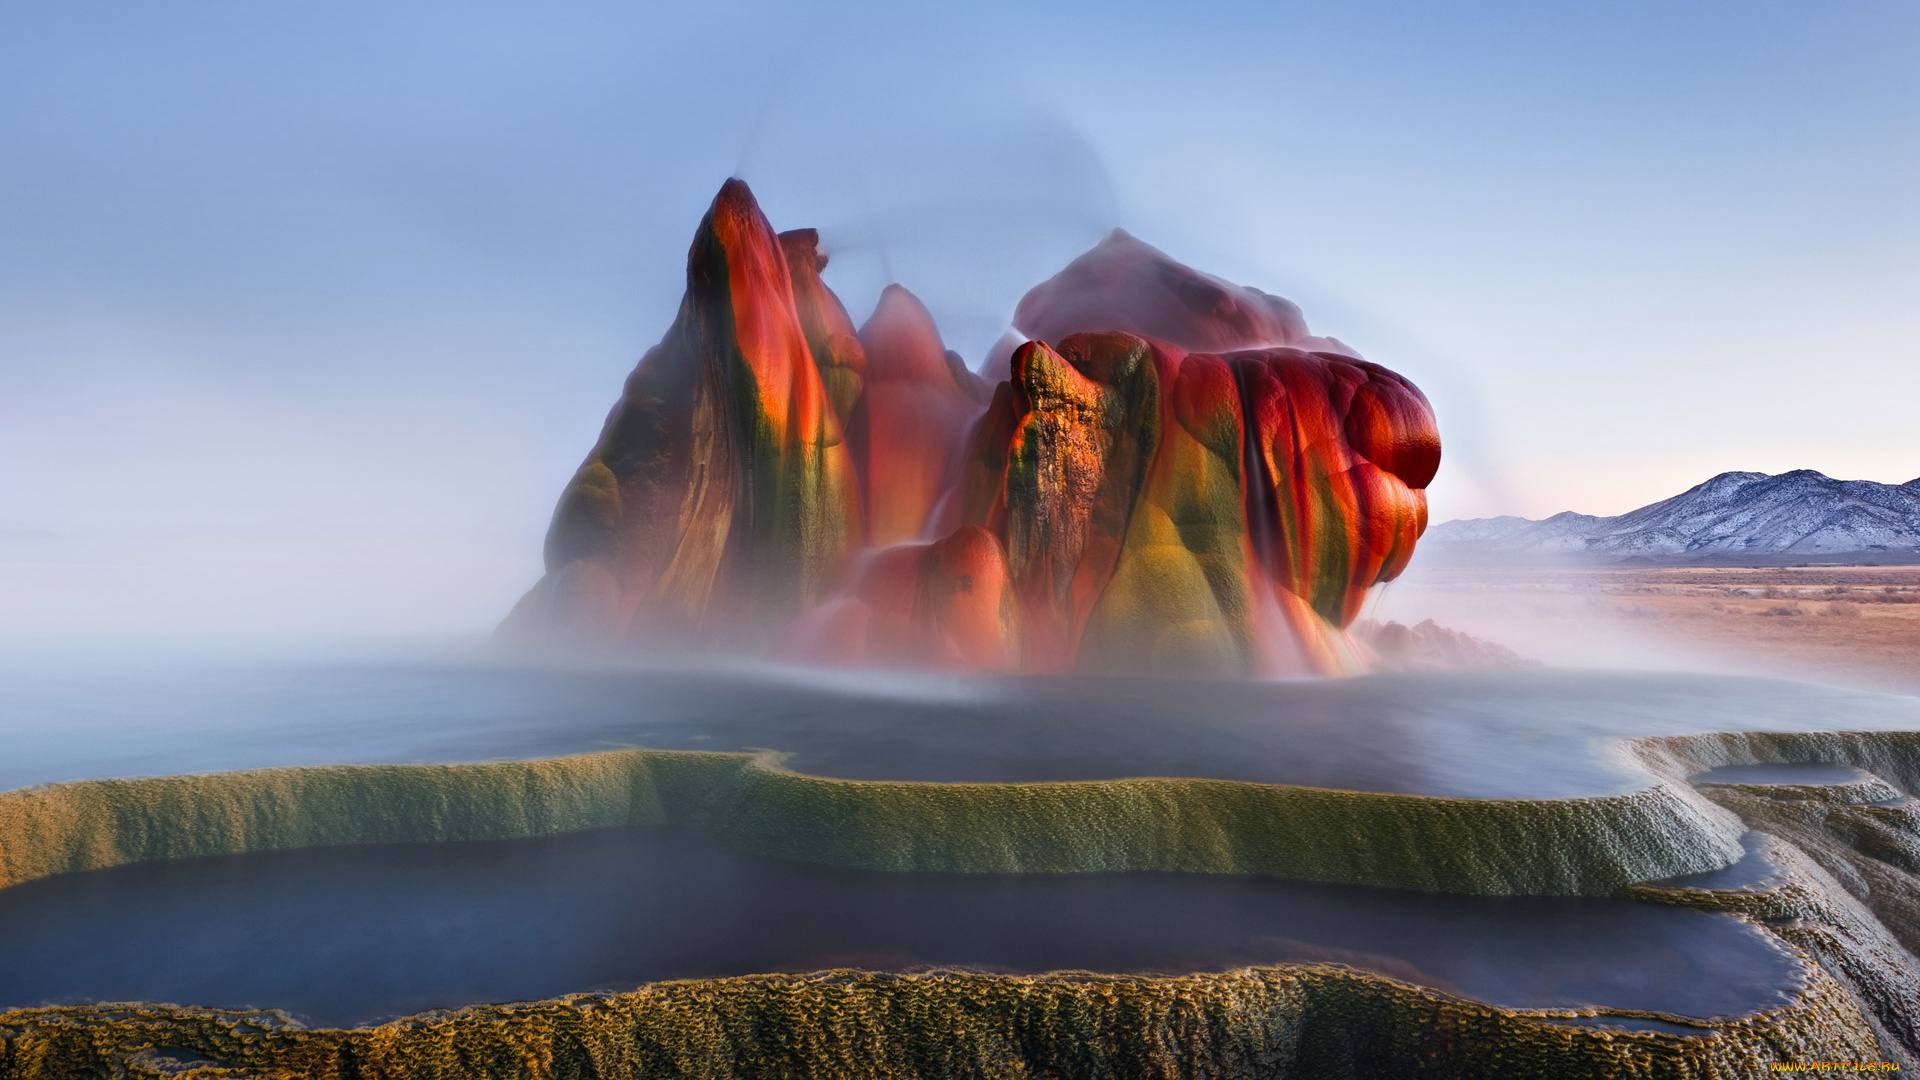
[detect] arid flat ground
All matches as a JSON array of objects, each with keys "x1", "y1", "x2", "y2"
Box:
[{"x1": 1371, "y1": 564, "x2": 1920, "y2": 695}]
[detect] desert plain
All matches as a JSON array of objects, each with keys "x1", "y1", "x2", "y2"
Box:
[{"x1": 1373, "y1": 562, "x2": 1920, "y2": 693}]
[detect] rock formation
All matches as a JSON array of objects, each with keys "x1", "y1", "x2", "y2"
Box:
[
  {"x1": 500, "y1": 180, "x2": 860, "y2": 645},
  {"x1": 504, "y1": 180, "x2": 1441, "y2": 674},
  {"x1": 1011, "y1": 227, "x2": 1357, "y2": 357},
  {"x1": 849, "y1": 284, "x2": 985, "y2": 546}
]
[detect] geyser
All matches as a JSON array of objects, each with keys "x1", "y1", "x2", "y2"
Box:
[{"x1": 500, "y1": 180, "x2": 1440, "y2": 675}]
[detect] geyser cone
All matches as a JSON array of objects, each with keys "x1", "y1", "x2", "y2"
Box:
[
  {"x1": 996, "y1": 335, "x2": 1164, "y2": 671},
  {"x1": 1014, "y1": 228, "x2": 1353, "y2": 354},
  {"x1": 502, "y1": 179, "x2": 859, "y2": 644},
  {"x1": 504, "y1": 185, "x2": 1438, "y2": 674},
  {"x1": 1233, "y1": 349, "x2": 1437, "y2": 629},
  {"x1": 779, "y1": 228, "x2": 867, "y2": 430},
  {"x1": 776, "y1": 523, "x2": 1017, "y2": 670},
  {"x1": 1077, "y1": 346, "x2": 1260, "y2": 675},
  {"x1": 800, "y1": 330, "x2": 1437, "y2": 674},
  {"x1": 853, "y1": 284, "x2": 987, "y2": 545}
]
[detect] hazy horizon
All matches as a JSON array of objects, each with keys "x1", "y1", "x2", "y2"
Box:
[{"x1": 4, "y1": 0, "x2": 1916, "y2": 641}]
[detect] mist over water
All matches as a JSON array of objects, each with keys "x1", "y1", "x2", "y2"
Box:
[
  {"x1": 3, "y1": 648, "x2": 1912, "y2": 1029},
  {"x1": 4, "y1": 652, "x2": 1918, "y2": 799},
  {"x1": 1363, "y1": 555, "x2": 1920, "y2": 695}
]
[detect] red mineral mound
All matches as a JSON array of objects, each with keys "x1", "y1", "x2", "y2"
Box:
[
  {"x1": 1012, "y1": 228, "x2": 1354, "y2": 356},
  {"x1": 851, "y1": 285, "x2": 987, "y2": 545},
  {"x1": 500, "y1": 179, "x2": 859, "y2": 645},
  {"x1": 777, "y1": 524, "x2": 1015, "y2": 671},
  {"x1": 503, "y1": 180, "x2": 1440, "y2": 676},
  {"x1": 780, "y1": 228, "x2": 866, "y2": 429}
]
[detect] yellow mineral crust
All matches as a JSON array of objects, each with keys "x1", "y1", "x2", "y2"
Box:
[{"x1": 0, "y1": 963, "x2": 1880, "y2": 1080}]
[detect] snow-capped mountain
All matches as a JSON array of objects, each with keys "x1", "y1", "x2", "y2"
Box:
[{"x1": 1426, "y1": 471, "x2": 1920, "y2": 559}]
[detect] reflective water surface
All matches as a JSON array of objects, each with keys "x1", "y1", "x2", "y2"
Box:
[
  {"x1": 0, "y1": 827, "x2": 1802, "y2": 1029},
  {"x1": 3, "y1": 652, "x2": 1918, "y2": 798}
]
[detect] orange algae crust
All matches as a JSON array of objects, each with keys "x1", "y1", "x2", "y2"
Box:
[
  {"x1": 853, "y1": 285, "x2": 986, "y2": 547},
  {"x1": 0, "y1": 961, "x2": 1879, "y2": 1080},
  {"x1": 502, "y1": 179, "x2": 1442, "y2": 677},
  {"x1": 503, "y1": 179, "x2": 859, "y2": 646},
  {"x1": 775, "y1": 525, "x2": 1016, "y2": 671},
  {"x1": 806, "y1": 329, "x2": 1439, "y2": 676},
  {"x1": 779, "y1": 227, "x2": 867, "y2": 429}
]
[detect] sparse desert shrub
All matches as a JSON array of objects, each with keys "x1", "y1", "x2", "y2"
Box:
[
  {"x1": 1821, "y1": 601, "x2": 1861, "y2": 618},
  {"x1": 1759, "y1": 604, "x2": 1800, "y2": 617}
]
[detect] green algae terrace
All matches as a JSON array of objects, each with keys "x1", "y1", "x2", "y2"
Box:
[
  {"x1": 1, "y1": 658, "x2": 1918, "y2": 1075},
  {"x1": 5, "y1": 660, "x2": 1918, "y2": 900}
]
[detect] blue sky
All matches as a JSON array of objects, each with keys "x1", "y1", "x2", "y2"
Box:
[{"x1": 2, "y1": 1, "x2": 1915, "y2": 638}]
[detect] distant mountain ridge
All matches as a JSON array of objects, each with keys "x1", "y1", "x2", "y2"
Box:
[{"x1": 1427, "y1": 470, "x2": 1920, "y2": 561}]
